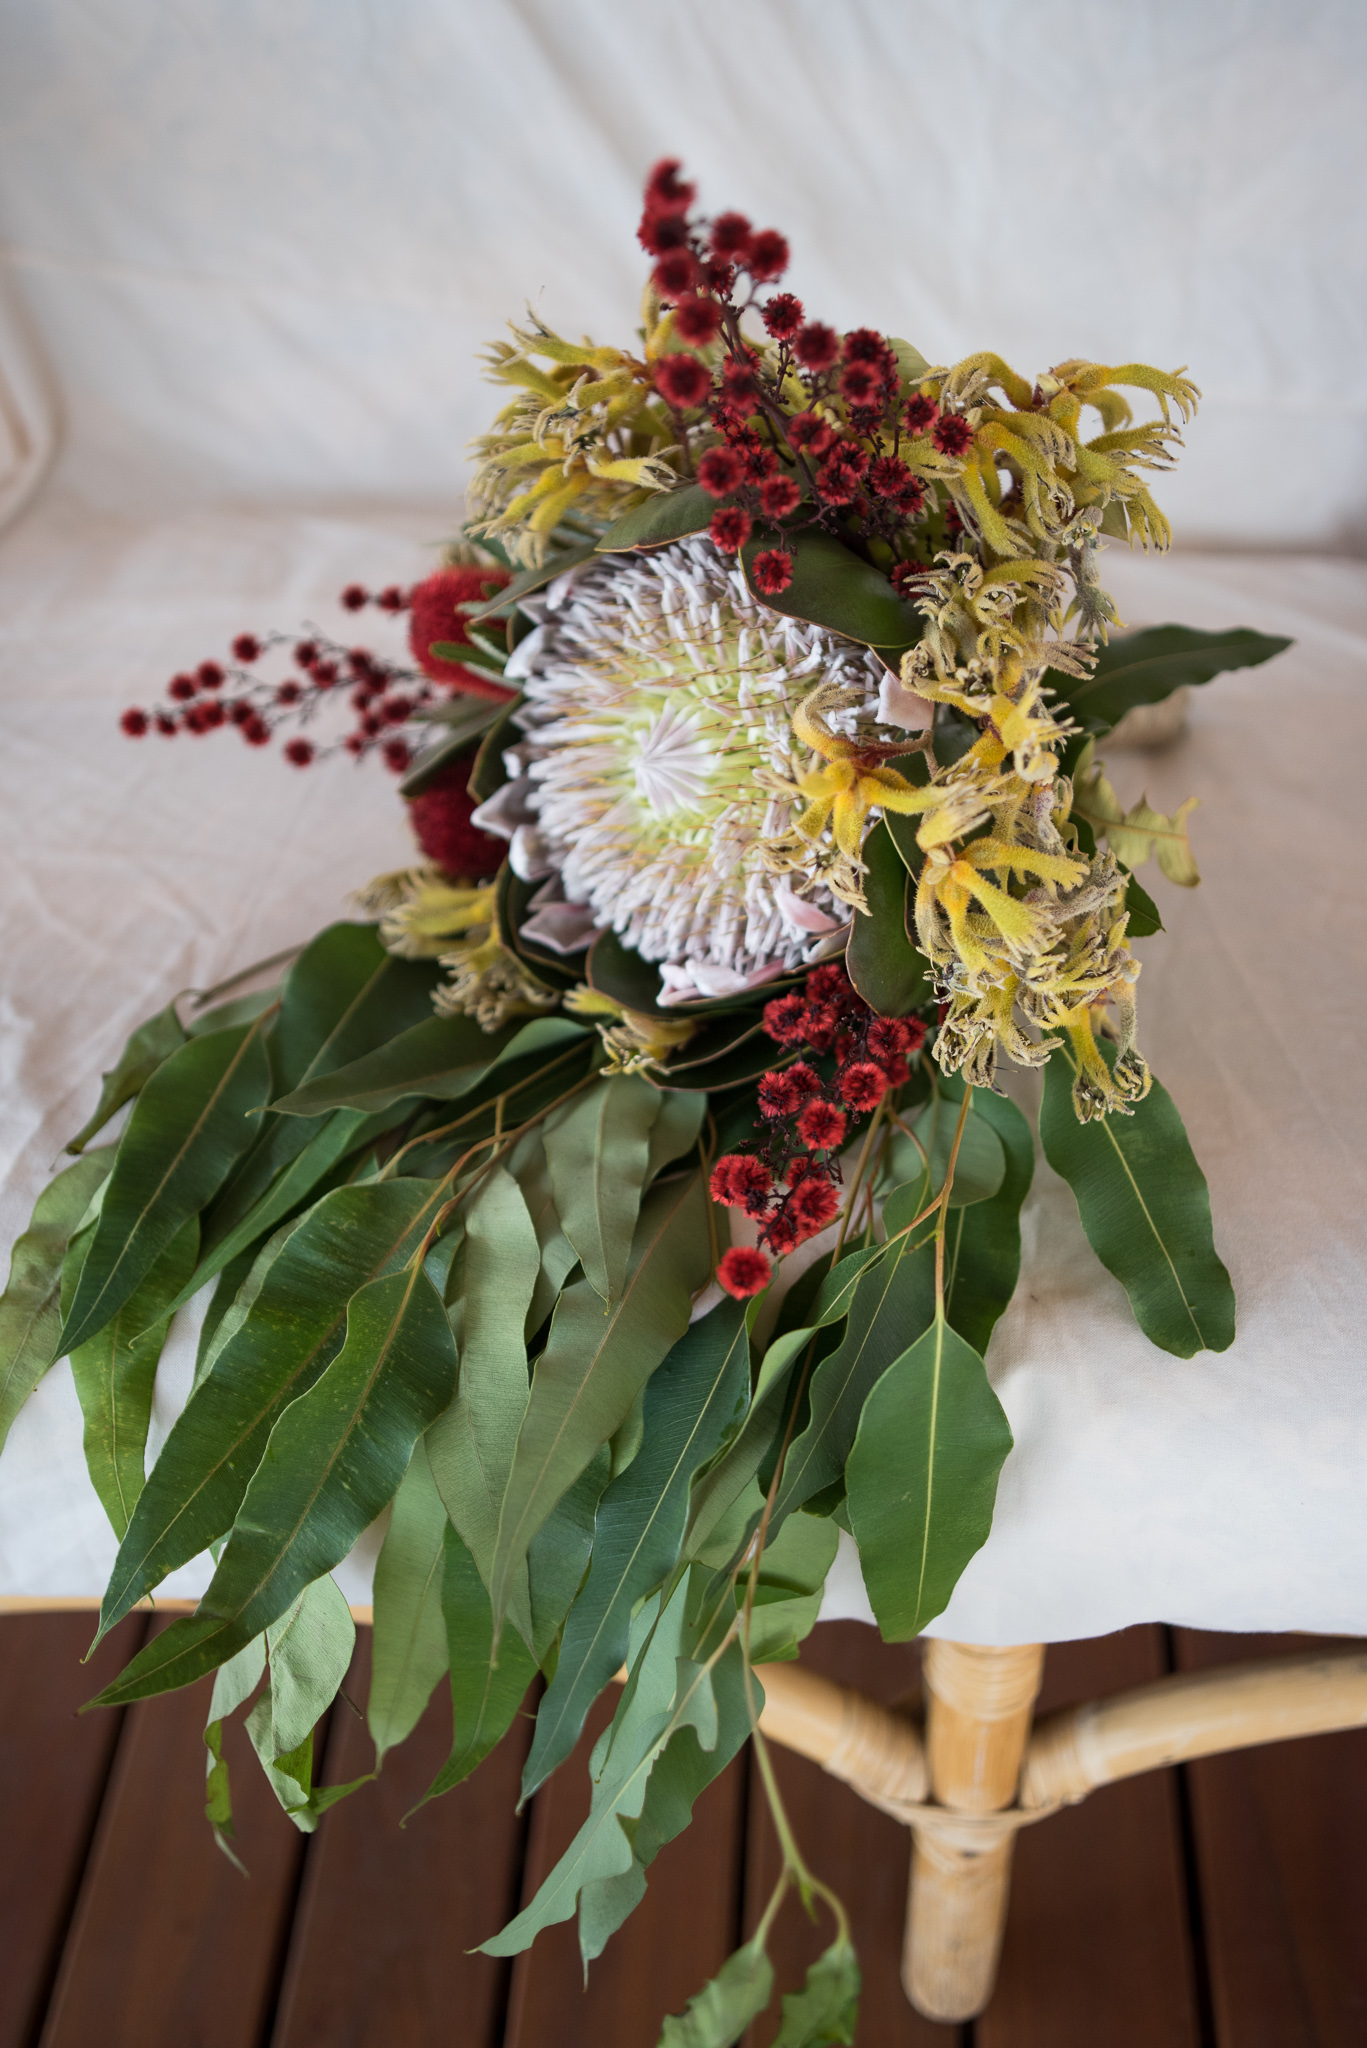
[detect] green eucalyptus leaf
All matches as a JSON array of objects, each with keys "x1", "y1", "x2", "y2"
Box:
[
  {"x1": 884, "y1": 1089, "x2": 1006, "y2": 1212},
  {"x1": 1123, "y1": 872, "x2": 1163, "y2": 938},
  {"x1": 466, "y1": 540, "x2": 604, "y2": 619},
  {"x1": 741, "y1": 1510, "x2": 839, "y2": 1664},
  {"x1": 597, "y1": 486, "x2": 716, "y2": 553},
  {"x1": 469, "y1": 696, "x2": 526, "y2": 800},
  {"x1": 367, "y1": 1439, "x2": 451, "y2": 1767},
  {"x1": 645, "y1": 1090, "x2": 707, "y2": 1183},
  {"x1": 66, "y1": 1000, "x2": 186, "y2": 1154},
  {"x1": 400, "y1": 698, "x2": 503, "y2": 796},
  {"x1": 1051, "y1": 623, "x2": 1290, "y2": 734},
  {"x1": 526, "y1": 1445, "x2": 612, "y2": 1662},
  {"x1": 523, "y1": 1297, "x2": 750, "y2": 1798},
  {"x1": 740, "y1": 529, "x2": 920, "y2": 652},
  {"x1": 420, "y1": 1521, "x2": 537, "y2": 1802},
  {"x1": 98, "y1": 1178, "x2": 448, "y2": 1639},
  {"x1": 268, "y1": 1013, "x2": 516, "y2": 1116},
  {"x1": 771, "y1": 1937, "x2": 861, "y2": 2047},
  {"x1": 0, "y1": 1150, "x2": 114, "y2": 1455},
  {"x1": 70, "y1": 1217, "x2": 199, "y2": 1538},
  {"x1": 1039, "y1": 1042, "x2": 1235, "y2": 1357},
  {"x1": 657, "y1": 1943, "x2": 775, "y2": 2048},
  {"x1": 845, "y1": 820, "x2": 929, "y2": 1017},
  {"x1": 60, "y1": 1019, "x2": 273, "y2": 1357},
  {"x1": 938, "y1": 1082, "x2": 1034, "y2": 1354},
  {"x1": 542, "y1": 1075, "x2": 665, "y2": 1307},
  {"x1": 245, "y1": 1574, "x2": 359, "y2": 1832},
  {"x1": 203, "y1": 1633, "x2": 267, "y2": 1851},
  {"x1": 847, "y1": 1315, "x2": 1012, "y2": 1640}
]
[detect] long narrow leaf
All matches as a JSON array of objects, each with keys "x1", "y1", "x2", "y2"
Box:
[
  {"x1": 66, "y1": 1000, "x2": 186, "y2": 1154},
  {"x1": 940, "y1": 1082, "x2": 1034, "y2": 1354},
  {"x1": 421, "y1": 1522, "x2": 538, "y2": 1803},
  {"x1": 367, "y1": 1439, "x2": 451, "y2": 1767},
  {"x1": 542, "y1": 1075, "x2": 664, "y2": 1306},
  {"x1": 0, "y1": 1151, "x2": 113, "y2": 1455}
]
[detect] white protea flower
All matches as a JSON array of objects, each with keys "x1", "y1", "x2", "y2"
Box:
[{"x1": 473, "y1": 538, "x2": 887, "y2": 1003}]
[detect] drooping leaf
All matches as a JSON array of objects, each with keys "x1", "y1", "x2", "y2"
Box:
[
  {"x1": 66, "y1": 1000, "x2": 186, "y2": 1154},
  {"x1": 70, "y1": 1217, "x2": 199, "y2": 1539},
  {"x1": 884, "y1": 1088, "x2": 1007, "y2": 1211},
  {"x1": 526, "y1": 1446, "x2": 611, "y2": 1663},
  {"x1": 99, "y1": 1178, "x2": 447, "y2": 1637},
  {"x1": 268, "y1": 1013, "x2": 519, "y2": 1117},
  {"x1": 1039, "y1": 1042, "x2": 1235, "y2": 1358},
  {"x1": 0, "y1": 1150, "x2": 113, "y2": 1455},
  {"x1": 91, "y1": 1261, "x2": 458, "y2": 1705},
  {"x1": 400, "y1": 696, "x2": 504, "y2": 796},
  {"x1": 421, "y1": 1521, "x2": 538, "y2": 1802},
  {"x1": 1050, "y1": 623, "x2": 1291, "y2": 735},
  {"x1": 939, "y1": 1081, "x2": 1034, "y2": 1355},
  {"x1": 741, "y1": 528, "x2": 921, "y2": 654},
  {"x1": 542, "y1": 1075, "x2": 664, "y2": 1306},
  {"x1": 203, "y1": 1633, "x2": 266, "y2": 1851},
  {"x1": 845, "y1": 820, "x2": 929, "y2": 1017},
  {"x1": 488, "y1": 1172, "x2": 711, "y2": 1638},
  {"x1": 60, "y1": 1019, "x2": 273, "y2": 1357},
  {"x1": 597, "y1": 485, "x2": 716, "y2": 553},
  {"x1": 847, "y1": 1314, "x2": 1012, "y2": 1640},
  {"x1": 657, "y1": 1942, "x2": 775, "y2": 2048},
  {"x1": 367, "y1": 1439, "x2": 451, "y2": 1767},
  {"x1": 466, "y1": 539, "x2": 604, "y2": 619},
  {"x1": 771, "y1": 1937, "x2": 861, "y2": 2046},
  {"x1": 245, "y1": 1574, "x2": 357, "y2": 1832},
  {"x1": 523, "y1": 1297, "x2": 751, "y2": 1797},
  {"x1": 1071, "y1": 740, "x2": 1200, "y2": 885},
  {"x1": 740, "y1": 1510, "x2": 840, "y2": 1664}
]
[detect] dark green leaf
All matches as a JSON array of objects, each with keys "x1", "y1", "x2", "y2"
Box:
[
  {"x1": 845, "y1": 821, "x2": 929, "y2": 1017},
  {"x1": 740, "y1": 529, "x2": 920, "y2": 651},
  {"x1": 269, "y1": 1014, "x2": 522, "y2": 1116},
  {"x1": 542, "y1": 1076, "x2": 664, "y2": 1306},
  {"x1": 741, "y1": 1511, "x2": 839, "y2": 1664},
  {"x1": 597, "y1": 485, "x2": 716, "y2": 552},
  {"x1": 469, "y1": 696, "x2": 526, "y2": 800},
  {"x1": 657, "y1": 1942, "x2": 775, "y2": 2048},
  {"x1": 771, "y1": 1937, "x2": 861, "y2": 2046},
  {"x1": 367, "y1": 1439, "x2": 451, "y2": 1767},
  {"x1": 66, "y1": 1000, "x2": 186, "y2": 1153},
  {"x1": 400, "y1": 697, "x2": 503, "y2": 796},
  {"x1": 1050, "y1": 624, "x2": 1291, "y2": 734},
  {"x1": 526, "y1": 1446, "x2": 611, "y2": 1662},
  {"x1": 0, "y1": 1151, "x2": 113, "y2": 1455},
  {"x1": 1123, "y1": 872, "x2": 1163, "y2": 938},
  {"x1": 939, "y1": 1082, "x2": 1034, "y2": 1354},
  {"x1": 421, "y1": 1522, "x2": 537, "y2": 1801},
  {"x1": 466, "y1": 541, "x2": 604, "y2": 620},
  {"x1": 60, "y1": 1019, "x2": 273, "y2": 1357},
  {"x1": 884, "y1": 1088, "x2": 1006, "y2": 1211},
  {"x1": 1040, "y1": 1042, "x2": 1235, "y2": 1357}
]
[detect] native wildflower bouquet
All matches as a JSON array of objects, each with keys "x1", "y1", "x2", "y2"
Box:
[{"x1": 2, "y1": 161, "x2": 1288, "y2": 2042}]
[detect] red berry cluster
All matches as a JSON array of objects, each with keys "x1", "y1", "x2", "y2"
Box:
[
  {"x1": 637, "y1": 160, "x2": 974, "y2": 590},
  {"x1": 711, "y1": 963, "x2": 928, "y2": 1298},
  {"x1": 118, "y1": 567, "x2": 512, "y2": 772}
]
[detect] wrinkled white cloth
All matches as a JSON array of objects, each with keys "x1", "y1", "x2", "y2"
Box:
[{"x1": 1, "y1": 511, "x2": 1364, "y2": 1642}]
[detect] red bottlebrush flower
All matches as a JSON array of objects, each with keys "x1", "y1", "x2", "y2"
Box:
[
  {"x1": 382, "y1": 738, "x2": 411, "y2": 773},
  {"x1": 231, "y1": 634, "x2": 260, "y2": 662},
  {"x1": 154, "y1": 712, "x2": 178, "y2": 736},
  {"x1": 653, "y1": 248, "x2": 700, "y2": 303},
  {"x1": 638, "y1": 207, "x2": 690, "y2": 257},
  {"x1": 786, "y1": 1061, "x2": 822, "y2": 1099},
  {"x1": 933, "y1": 414, "x2": 973, "y2": 457},
  {"x1": 673, "y1": 294, "x2": 724, "y2": 345},
  {"x1": 710, "y1": 211, "x2": 753, "y2": 258},
  {"x1": 120, "y1": 707, "x2": 149, "y2": 736},
  {"x1": 284, "y1": 738, "x2": 314, "y2": 767},
  {"x1": 341, "y1": 584, "x2": 368, "y2": 611},
  {"x1": 709, "y1": 1153, "x2": 774, "y2": 1211},
  {"x1": 839, "y1": 362, "x2": 881, "y2": 407},
  {"x1": 758, "y1": 1068, "x2": 803, "y2": 1118},
  {"x1": 839, "y1": 1061, "x2": 888, "y2": 1111},
  {"x1": 168, "y1": 672, "x2": 197, "y2": 701},
  {"x1": 760, "y1": 473, "x2": 801, "y2": 519},
  {"x1": 407, "y1": 565, "x2": 515, "y2": 699},
  {"x1": 786, "y1": 410, "x2": 835, "y2": 456},
  {"x1": 870, "y1": 455, "x2": 912, "y2": 500},
  {"x1": 867, "y1": 1017, "x2": 914, "y2": 1062},
  {"x1": 243, "y1": 716, "x2": 272, "y2": 747},
  {"x1": 406, "y1": 755, "x2": 507, "y2": 878},
  {"x1": 762, "y1": 293, "x2": 804, "y2": 341},
  {"x1": 655, "y1": 353, "x2": 712, "y2": 409},
  {"x1": 196, "y1": 661, "x2": 224, "y2": 689},
  {"x1": 746, "y1": 230, "x2": 789, "y2": 282},
  {"x1": 710, "y1": 506, "x2": 752, "y2": 553},
  {"x1": 891, "y1": 558, "x2": 929, "y2": 597},
  {"x1": 798, "y1": 1099, "x2": 848, "y2": 1150},
  {"x1": 903, "y1": 394, "x2": 939, "y2": 437},
  {"x1": 294, "y1": 640, "x2": 318, "y2": 669},
  {"x1": 787, "y1": 1175, "x2": 842, "y2": 1236},
  {"x1": 276, "y1": 680, "x2": 302, "y2": 705},
  {"x1": 645, "y1": 158, "x2": 695, "y2": 216},
  {"x1": 717, "y1": 1246, "x2": 772, "y2": 1298},
  {"x1": 763, "y1": 992, "x2": 807, "y2": 1043},
  {"x1": 816, "y1": 443, "x2": 869, "y2": 506},
  {"x1": 697, "y1": 445, "x2": 744, "y2": 498},
  {"x1": 377, "y1": 585, "x2": 408, "y2": 612},
  {"x1": 751, "y1": 548, "x2": 793, "y2": 596},
  {"x1": 794, "y1": 323, "x2": 839, "y2": 372},
  {"x1": 764, "y1": 1209, "x2": 801, "y2": 1256}
]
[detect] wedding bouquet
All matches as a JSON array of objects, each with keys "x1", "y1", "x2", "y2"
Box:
[{"x1": 1, "y1": 160, "x2": 1286, "y2": 2043}]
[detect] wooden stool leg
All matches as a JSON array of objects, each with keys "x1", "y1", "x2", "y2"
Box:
[{"x1": 903, "y1": 1639, "x2": 1045, "y2": 2022}]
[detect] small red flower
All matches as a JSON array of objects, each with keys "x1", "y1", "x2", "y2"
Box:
[
  {"x1": 120, "y1": 708, "x2": 148, "y2": 736},
  {"x1": 801, "y1": 1000, "x2": 839, "y2": 1051},
  {"x1": 645, "y1": 158, "x2": 695, "y2": 216},
  {"x1": 746, "y1": 230, "x2": 789, "y2": 282},
  {"x1": 786, "y1": 1061, "x2": 822, "y2": 1099},
  {"x1": 762, "y1": 293, "x2": 804, "y2": 340},
  {"x1": 710, "y1": 506, "x2": 752, "y2": 553},
  {"x1": 720, "y1": 355, "x2": 761, "y2": 408},
  {"x1": 839, "y1": 363, "x2": 881, "y2": 407},
  {"x1": 638, "y1": 208, "x2": 690, "y2": 257},
  {"x1": 839, "y1": 1061, "x2": 888, "y2": 1112},
  {"x1": 154, "y1": 712, "x2": 178, "y2": 736},
  {"x1": 377, "y1": 586, "x2": 408, "y2": 612},
  {"x1": 891, "y1": 559, "x2": 928, "y2": 597},
  {"x1": 382, "y1": 738, "x2": 411, "y2": 773},
  {"x1": 408, "y1": 565, "x2": 515, "y2": 700},
  {"x1": 758, "y1": 1069, "x2": 803, "y2": 1118},
  {"x1": 283, "y1": 738, "x2": 315, "y2": 767},
  {"x1": 933, "y1": 414, "x2": 973, "y2": 457},
  {"x1": 313, "y1": 659, "x2": 339, "y2": 685},
  {"x1": 717, "y1": 1246, "x2": 772, "y2": 1298},
  {"x1": 382, "y1": 694, "x2": 413, "y2": 724},
  {"x1": 816, "y1": 443, "x2": 869, "y2": 505},
  {"x1": 904, "y1": 1017, "x2": 928, "y2": 1053},
  {"x1": 341, "y1": 584, "x2": 368, "y2": 611},
  {"x1": 867, "y1": 1017, "x2": 914, "y2": 1062},
  {"x1": 697, "y1": 446, "x2": 744, "y2": 498},
  {"x1": 807, "y1": 963, "x2": 852, "y2": 1001},
  {"x1": 787, "y1": 1175, "x2": 841, "y2": 1235},
  {"x1": 764, "y1": 1210, "x2": 801, "y2": 1256},
  {"x1": 709, "y1": 1154, "x2": 774, "y2": 1211},
  {"x1": 168, "y1": 672, "x2": 197, "y2": 701},
  {"x1": 243, "y1": 716, "x2": 272, "y2": 747},
  {"x1": 656, "y1": 353, "x2": 712, "y2": 409},
  {"x1": 294, "y1": 641, "x2": 318, "y2": 669},
  {"x1": 275, "y1": 681, "x2": 302, "y2": 705},
  {"x1": 878, "y1": 1056, "x2": 911, "y2": 1089},
  {"x1": 843, "y1": 327, "x2": 886, "y2": 364},
  {"x1": 870, "y1": 455, "x2": 912, "y2": 500},
  {"x1": 196, "y1": 661, "x2": 224, "y2": 689},
  {"x1": 762, "y1": 992, "x2": 807, "y2": 1043},
  {"x1": 798, "y1": 1099, "x2": 848, "y2": 1149},
  {"x1": 200, "y1": 698, "x2": 226, "y2": 728},
  {"x1": 710, "y1": 211, "x2": 753, "y2": 258},
  {"x1": 751, "y1": 548, "x2": 793, "y2": 596},
  {"x1": 673, "y1": 295, "x2": 724, "y2": 346},
  {"x1": 759, "y1": 474, "x2": 801, "y2": 519},
  {"x1": 784, "y1": 1153, "x2": 822, "y2": 1187},
  {"x1": 231, "y1": 634, "x2": 260, "y2": 662},
  {"x1": 653, "y1": 248, "x2": 700, "y2": 302},
  {"x1": 786, "y1": 411, "x2": 835, "y2": 455},
  {"x1": 903, "y1": 394, "x2": 939, "y2": 437},
  {"x1": 794, "y1": 323, "x2": 839, "y2": 372}
]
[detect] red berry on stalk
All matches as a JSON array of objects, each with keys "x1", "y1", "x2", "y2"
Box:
[
  {"x1": 709, "y1": 506, "x2": 751, "y2": 553},
  {"x1": 341, "y1": 583, "x2": 368, "y2": 610},
  {"x1": 407, "y1": 565, "x2": 515, "y2": 700},
  {"x1": 121, "y1": 708, "x2": 149, "y2": 736},
  {"x1": 799, "y1": 1099, "x2": 847, "y2": 1149},
  {"x1": 383, "y1": 739, "x2": 411, "y2": 773},
  {"x1": 903, "y1": 394, "x2": 939, "y2": 436},
  {"x1": 762, "y1": 992, "x2": 807, "y2": 1043},
  {"x1": 759, "y1": 474, "x2": 800, "y2": 519},
  {"x1": 839, "y1": 1061, "x2": 888, "y2": 1111},
  {"x1": 673, "y1": 295, "x2": 724, "y2": 345},
  {"x1": 794, "y1": 323, "x2": 839, "y2": 372},
  {"x1": 655, "y1": 353, "x2": 712, "y2": 409},
  {"x1": 168, "y1": 673, "x2": 197, "y2": 701},
  {"x1": 751, "y1": 548, "x2": 793, "y2": 596},
  {"x1": 710, "y1": 211, "x2": 753, "y2": 258},
  {"x1": 746, "y1": 230, "x2": 789, "y2": 282},
  {"x1": 378, "y1": 586, "x2": 408, "y2": 611},
  {"x1": 645, "y1": 158, "x2": 695, "y2": 215},
  {"x1": 762, "y1": 293, "x2": 804, "y2": 340},
  {"x1": 284, "y1": 738, "x2": 315, "y2": 767},
  {"x1": 933, "y1": 414, "x2": 973, "y2": 457},
  {"x1": 197, "y1": 661, "x2": 224, "y2": 689},
  {"x1": 231, "y1": 634, "x2": 260, "y2": 662},
  {"x1": 653, "y1": 248, "x2": 700, "y2": 302},
  {"x1": 787, "y1": 1175, "x2": 841, "y2": 1235},
  {"x1": 697, "y1": 446, "x2": 744, "y2": 498},
  {"x1": 717, "y1": 1246, "x2": 772, "y2": 1298}
]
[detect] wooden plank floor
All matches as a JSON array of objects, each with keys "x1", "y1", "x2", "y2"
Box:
[{"x1": 3, "y1": 1615, "x2": 1365, "y2": 2047}]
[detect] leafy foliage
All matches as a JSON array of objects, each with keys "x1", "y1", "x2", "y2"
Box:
[{"x1": 1050, "y1": 622, "x2": 1291, "y2": 734}]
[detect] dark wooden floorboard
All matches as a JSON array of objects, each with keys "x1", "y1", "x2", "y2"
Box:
[
  {"x1": 270, "y1": 1630, "x2": 530, "y2": 2048},
  {"x1": 503, "y1": 1689, "x2": 749, "y2": 2048},
  {"x1": 740, "y1": 1624, "x2": 953, "y2": 2047},
  {"x1": 0, "y1": 1611, "x2": 146, "y2": 2048},
  {"x1": 37, "y1": 1618, "x2": 306, "y2": 2048},
  {"x1": 1175, "y1": 1629, "x2": 1367, "y2": 2048},
  {"x1": 979, "y1": 1627, "x2": 1201, "y2": 2048}
]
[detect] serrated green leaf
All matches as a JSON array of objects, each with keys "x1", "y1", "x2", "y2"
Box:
[
  {"x1": 597, "y1": 485, "x2": 716, "y2": 553},
  {"x1": 523, "y1": 1297, "x2": 751, "y2": 1798},
  {"x1": 771, "y1": 1937, "x2": 861, "y2": 2046},
  {"x1": 0, "y1": 1150, "x2": 114, "y2": 1455},
  {"x1": 367, "y1": 1439, "x2": 451, "y2": 1767},
  {"x1": 845, "y1": 820, "x2": 929, "y2": 1017},
  {"x1": 1071, "y1": 740, "x2": 1200, "y2": 885},
  {"x1": 60, "y1": 1019, "x2": 273, "y2": 1357},
  {"x1": 939, "y1": 1082, "x2": 1034, "y2": 1355},
  {"x1": 488, "y1": 1171, "x2": 711, "y2": 1639},
  {"x1": 1051, "y1": 623, "x2": 1291, "y2": 734},
  {"x1": 66, "y1": 1000, "x2": 186, "y2": 1154},
  {"x1": 99, "y1": 1178, "x2": 447, "y2": 1639},
  {"x1": 847, "y1": 1314, "x2": 1012, "y2": 1640},
  {"x1": 70, "y1": 1216, "x2": 199, "y2": 1538},
  {"x1": 740, "y1": 529, "x2": 920, "y2": 653},
  {"x1": 1040, "y1": 1042, "x2": 1235, "y2": 1357},
  {"x1": 542, "y1": 1075, "x2": 665, "y2": 1307},
  {"x1": 91, "y1": 1261, "x2": 458, "y2": 1705},
  {"x1": 657, "y1": 1942, "x2": 775, "y2": 2048},
  {"x1": 421, "y1": 1521, "x2": 537, "y2": 1802}
]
